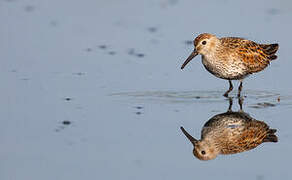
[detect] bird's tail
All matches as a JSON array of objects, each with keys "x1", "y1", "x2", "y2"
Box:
[
  {"x1": 263, "y1": 129, "x2": 278, "y2": 142},
  {"x1": 260, "y1": 43, "x2": 279, "y2": 60}
]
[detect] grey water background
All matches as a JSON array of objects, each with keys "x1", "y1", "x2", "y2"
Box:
[{"x1": 1, "y1": 0, "x2": 292, "y2": 179}]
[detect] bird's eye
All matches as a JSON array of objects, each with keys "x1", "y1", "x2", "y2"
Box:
[
  {"x1": 201, "y1": 150, "x2": 206, "y2": 155},
  {"x1": 202, "y1": 41, "x2": 207, "y2": 45}
]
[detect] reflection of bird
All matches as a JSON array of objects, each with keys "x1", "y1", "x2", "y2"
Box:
[
  {"x1": 181, "y1": 33, "x2": 279, "y2": 97},
  {"x1": 180, "y1": 98, "x2": 278, "y2": 160}
]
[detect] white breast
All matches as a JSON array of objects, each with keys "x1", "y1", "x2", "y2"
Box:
[{"x1": 201, "y1": 55, "x2": 248, "y2": 80}]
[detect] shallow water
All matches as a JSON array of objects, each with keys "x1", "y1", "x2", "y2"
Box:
[{"x1": 1, "y1": 0, "x2": 292, "y2": 180}]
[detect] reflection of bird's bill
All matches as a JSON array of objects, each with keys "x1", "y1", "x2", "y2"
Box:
[
  {"x1": 180, "y1": 127, "x2": 197, "y2": 146},
  {"x1": 181, "y1": 50, "x2": 198, "y2": 69}
]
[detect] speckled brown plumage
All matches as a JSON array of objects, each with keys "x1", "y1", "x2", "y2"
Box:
[
  {"x1": 181, "y1": 33, "x2": 279, "y2": 97},
  {"x1": 180, "y1": 98, "x2": 277, "y2": 161},
  {"x1": 202, "y1": 111, "x2": 277, "y2": 154}
]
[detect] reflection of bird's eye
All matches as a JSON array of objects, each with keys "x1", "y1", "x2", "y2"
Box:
[
  {"x1": 201, "y1": 150, "x2": 206, "y2": 155},
  {"x1": 202, "y1": 41, "x2": 207, "y2": 45}
]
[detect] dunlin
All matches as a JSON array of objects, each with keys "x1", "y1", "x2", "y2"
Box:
[
  {"x1": 180, "y1": 98, "x2": 278, "y2": 160},
  {"x1": 181, "y1": 33, "x2": 279, "y2": 97}
]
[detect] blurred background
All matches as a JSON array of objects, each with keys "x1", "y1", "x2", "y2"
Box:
[{"x1": 1, "y1": 0, "x2": 292, "y2": 179}]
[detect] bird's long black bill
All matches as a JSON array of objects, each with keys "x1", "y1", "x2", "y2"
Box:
[
  {"x1": 181, "y1": 51, "x2": 198, "y2": 69},
  {"x1": 180, "y1": 126, "x2": 198, "y2": 146}
]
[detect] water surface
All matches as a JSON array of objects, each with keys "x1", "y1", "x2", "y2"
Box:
[{"x1": 1, "y1": 0, "x2": 292, "y2": 180}]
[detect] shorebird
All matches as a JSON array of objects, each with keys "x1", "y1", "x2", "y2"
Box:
[
  {"x1": 181, "y1": 33, "x2": 279, "y2": 97},
  {"x1": 180, "y1": 98, "x2": 278, "y2": 160}
]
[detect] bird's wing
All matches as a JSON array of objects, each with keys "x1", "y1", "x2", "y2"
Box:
[
  {"x1": 232, "y1": 120, "x2": 269, "y2": 151},
  {"x1": 218, "y1": 116, "x2": 270, "y2": 153},
  {"x1": 220, "y1": 37, "x2": 278, "y2": 73}
]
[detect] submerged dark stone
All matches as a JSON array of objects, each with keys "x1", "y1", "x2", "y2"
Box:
[
  {"x1": 99, "y1": 45, "x2": 107, "y2": 49},
  {"x1": 64, "y1": 97, "x2": 72, "y2": 101},
  {"x1": 62, "y1": 120, "x2": 71, "y2": 125}
]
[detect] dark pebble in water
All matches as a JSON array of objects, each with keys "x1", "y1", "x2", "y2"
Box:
[
  {"x1": 266, "y1": 8, "x2": 280, "y2": 15},
  {"x1": 250, "y1": 102, "x2": 276, "y2": 108},
  {"x1": 85, "y1": 48, "x2": 92, "y2": 52},
  {"x1": 127, "y1": 49, "x2": 144, "y2": 57},
  {"x1": 184, "y1": 40, "x2": 193, "y2": 45},
  {"x1": 62, "y1": 120, "x2": 71, "y2": 125},
  {"x1": 257, "y1": 102, "x2": 276, "y2": 107},
  {"x1": 108, "y1": 51, "x2": 116, "y2": 55},
  {"x1": 64, "y1": 97, "x2": 72, "y2": 101},
  {"x1": 135, "y1": 112, "x2": 142, "y2": 115},
  {"x1": 136, "y1": 53, "x2": 145, "y2": 58},
  {"x1": 99, "y1": 45, "x2": 107, "y2": 49},
  {"x1": 49, "y1": 21, "x2": 58, "y2": 27},
  {"x1": 148, "y1": 27, "x2": 157, "y2": 33},
  {"x1": 73, "y1": 72, "x2": 85, "y2": 76},
  {"x1": 134, "y1": 159, "x2": 143, "y2": 166},
  {"x1": 128, "y1": 48, "x2": 135, "y2": 55},
  {"x1": 24, "y1": 5, "x2": 35, "y2": 12},
  {"x1": 135, "y1": 106, "x2": 143, "y2": 109}
]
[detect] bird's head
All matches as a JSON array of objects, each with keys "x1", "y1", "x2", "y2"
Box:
[
  {"x1": 180, "y1": 126, "x2": 218, "y2": 161},
  {"x1": 181, "y1": 33, "x2": 218, "y2": 69}
]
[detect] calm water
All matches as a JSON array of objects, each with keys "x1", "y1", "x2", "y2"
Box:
[{"x1": 1, "y1": 0, "x2": 292, "y2": 179}]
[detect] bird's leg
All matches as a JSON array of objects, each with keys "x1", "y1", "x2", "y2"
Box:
[
  {"x1": 237, "y1": 80, "x2": 243, "y2": 98},
  {"x1": 223, "y1": 80, "x2": 233, "y2": 97},
  {"x1": 238, "y1": 97, "x2": 243, "y2": 111},
  {"x1": 227, "y1": 97, "x2": 233, "y2": 112}
]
